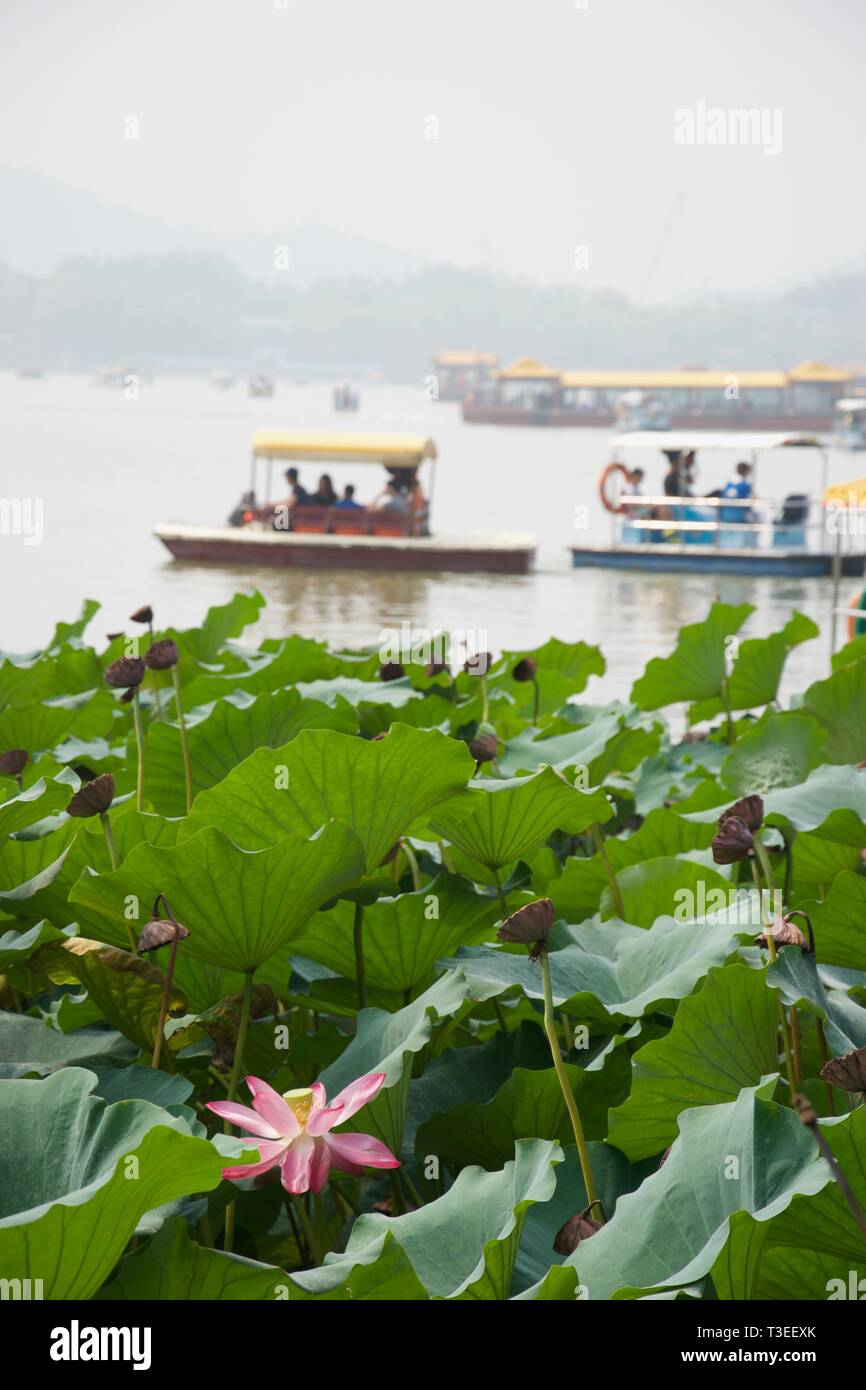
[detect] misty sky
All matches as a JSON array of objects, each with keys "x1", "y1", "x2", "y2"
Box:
[{"x1": 1, "y1": 0, "x2": 864, "y2": 299}]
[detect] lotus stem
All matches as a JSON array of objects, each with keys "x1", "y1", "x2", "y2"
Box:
[
  {"x1": 438, "y1": 838, "x2": 455, "y2": 874},
  {"x1": 353, "y1": 901, "x2": 367, "y2": 1010},
  {"x1": 295, "y1": 1194, "x2": 321, "y2": 1266},
  {"x1": 539, "y1": 948, "x2": 602, "y2": 1223},
  {"x1": 99, "y1": 810, "x2": 119, "y2": 871},
  {"x1": 131, "y1": 689, "x2": 145, "y2": 811},
  {"x1": 530, "y1": 675, "x2": 540, "y2": 723},
  {"x1": 480, "y1": 674, "x2": 490, "y2": 725},
  {"x1": 795, "y1": 1096, "x2": 866, "y2": 1245},
  {"x1": 720, "y1": 677, "x2": 736, "y2": 745},
  {"x1": 151, "y1": 904, "x2": 183, "y2": 1071},
  {"x1": 171, "y1": 666, "x2": 193, "y2": 814},
  {"x1": 223, "y1": 969, "x2": 256, "y2": 1254},
  {"x1": 751, "y1": 856, "x2": 797, "y2": 1097},
  {"x1": 591, "y1": 822, "x2": 625, "y2": 920},
  {"x1": 492, "y1": 866, "x2": 508, "y2": 914},
  {"x1": 147, "y1": 622, "x2": 164, "y2": 721}
]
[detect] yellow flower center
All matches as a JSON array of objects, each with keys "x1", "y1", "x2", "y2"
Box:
[{"x1": 282, "y1": 1087, "x2": 314, "y2": 1129}]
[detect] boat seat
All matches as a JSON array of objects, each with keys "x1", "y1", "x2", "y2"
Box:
[
  {"x1": 331, "y1": 509, "x2": 371, "y2": 535},
  {"x1": 370, "y1": 515, "x2": 412, "y2": 537},
  {"x1": 292, "y1": 506, "x2": 333, "y2": 533}
]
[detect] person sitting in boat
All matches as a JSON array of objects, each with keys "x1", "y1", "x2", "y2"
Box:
[
  {"x1": 719, "y1": 462, "x2": 753, "y2": 521},
  {"x1": 315, "y1": 474, "x2": 338, "y2": 507},
  {"x1": 228, "y1": 490, "x2": 257, "y2": 527},
  {"x1": 335, "y1": 483, "x2": 362, "y2": 510},
  {"x1": 622, "y1": 468, "x2": 649, "y2": 543},
  {"x1": 284, "y1": 467, "x2": 313, "y2": 507},
  {"x1": 372, "y1": 480, "x2": 411, "y2": 514}
]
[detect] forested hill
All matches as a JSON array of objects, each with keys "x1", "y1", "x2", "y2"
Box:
[{"x1": 2, "y1": 252, "x2": 864, "y2": 380}]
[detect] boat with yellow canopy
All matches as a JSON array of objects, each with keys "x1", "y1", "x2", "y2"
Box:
[
  {"x1": 463, "y1": 358, "x2": 851, "y2": 430},
  {"x1": 154, "y1": 430, "x2": 535, "y2": 574}
]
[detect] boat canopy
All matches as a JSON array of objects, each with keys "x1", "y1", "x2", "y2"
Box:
[
  {"x1": 251, "y1": 432, "x2": 437, "y2": 468},
  {"x1": 788, "y1": 360, "x2": 852, "y2": 384},
  {"x1": 836, "y1": 399, "x2": 866, "y2": 413},
  {"x1": 824, "y1": 478, "x2": 866, "y2": 506},
  {"x1": 561, "y1": 369, "x2": 787, "y2": 390},
  {"x1": 495, "y1": 356, "x2": 561, "y2": 381},
  {"x1": 432, "y1": 350, "x2": 498, "y2": 367},
  {"x1": 613, "y1": 430, "x2": 822, "y2": 452}
]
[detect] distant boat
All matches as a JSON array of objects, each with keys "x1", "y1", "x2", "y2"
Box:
[
  {"x1": 155, "y1": 430, "x2": 535, "y2": 575},
  {"x1": 17, "y1": 366, "x2": 44, "y2": 379},
  {"x1": 333, "y1": 382, "x2": 360, "y2": 412},
  {"x1": 92, "y1": 366, "x2": 136, "y2": 389},
  {"x1": 431, "y1": 351, "x2": 498, "y2": 402},
  {"x1": 210, "y1": 370, "x2": 235, "y2": 390},
  {"x1": 571, "y1": 430, "x2": 864, "y2": 577},
  {"x1": 248, "y1": 376, "x2": 275, "y2": 398},
  {"x1": 834, "y1": 398, "x2": 866, "y2": 450},
  {"x1": 464, "y1": 358, "x2": 852, "y2": 431}
]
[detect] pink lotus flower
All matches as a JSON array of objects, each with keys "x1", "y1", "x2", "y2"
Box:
[{"x1": 207, "y1": 1072, "x2": 399, "y2": 1194}]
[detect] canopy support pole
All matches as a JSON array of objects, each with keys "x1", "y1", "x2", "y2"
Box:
[{"x1": 830, "y1": 523, "x2": 843, "y2": 652}]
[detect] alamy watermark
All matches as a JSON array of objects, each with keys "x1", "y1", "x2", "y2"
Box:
[
  {"x1": 0, "y1": 498, "x2": 43, "y2": 546},
  {"x1": 674, "y1": 102, "x2": 783, "y2": 157}
]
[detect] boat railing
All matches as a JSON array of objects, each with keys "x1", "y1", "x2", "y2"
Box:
[{"x1": 614, "y1": 494, "x2": 842, "y2": 552}]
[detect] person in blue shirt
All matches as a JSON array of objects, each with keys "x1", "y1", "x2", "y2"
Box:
[
  {"x1": 719, "y1": 461, "x2": 753, "y2": 540},
  {"x1": 335, "y1": 483, "x2": 363, "y2": 510}
]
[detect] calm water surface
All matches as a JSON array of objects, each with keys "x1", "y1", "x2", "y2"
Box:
[{"x1": 0, "y1": 372, "x2": 851, "y2": 703}]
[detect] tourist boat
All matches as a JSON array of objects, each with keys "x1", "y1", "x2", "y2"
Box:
[
  {"x1": 248, "y1": 375, "x2": 275, "y2": 398},
  {"x1": 570, "y1": 430, "x2": 866, "y2": 577},
  {"x1": 834, "y1": 399, "x2": 866, "y2": 450},
  {"x1": 463, "y1": 359, "x2": 851, "y2": 432},
  {"x1": 431, "y1": 351, "x2": 499, "y2": 402},
  {"x1": 155, "y1": 431, "x2": 536, "y2": 574},
  {"x1": 333, "y1": 382, "x2": 360, "y2": 412}
]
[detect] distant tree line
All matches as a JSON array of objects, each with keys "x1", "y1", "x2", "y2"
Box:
[{"x1": 1, "y1": 251, "x2": 863, "y2": 379}]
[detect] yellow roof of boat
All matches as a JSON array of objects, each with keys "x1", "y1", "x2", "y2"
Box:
[
  {"x1": 788, "y1": 360, "x2": 852, "y2": 384},
  {"x1": 560, "y1": 369, "x2": 788, "y2": 389},
  {"x1": 496, "y1": 356, "x2": 561, "y2": 380},
  {"x1": 432, "y1": 350, "x2": 498, "y2": 366},
  {"x1": 252, "y1": 431, "x2": 437, "y2": 467},
  {"x1": 824, "y1": 477, "x2": 866, "y2": 505}
]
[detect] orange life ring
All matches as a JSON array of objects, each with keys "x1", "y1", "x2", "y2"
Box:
[{"x1": 599, "y1": 461, "x2": 630, "y2": 514}]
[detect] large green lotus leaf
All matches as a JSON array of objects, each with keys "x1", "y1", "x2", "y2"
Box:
[
  {"x1": 318, "y1": 971, "x2": 470, "y2": 1153},
  {"x1": 634, "y1": 740, "x2": 727, "y2": 816},
  {"x1": 0, "y1": 769, "x2": 79, "y2": 838},
  {"x1": 736, "y1": 1245, "x2": 866, "y2": 1301},
  {"x1": 712, "y1": 1105, "x2": 866, "y2": 1299},
  {"x1": 601, "y1": 857, "x2": 732, "y2": 928},
  {"x1": 804, "y1": 658, "x2": 866, "y2": 763},
  {"x1": 181, "y1": 635, "x2": 347, "y2": 705},
  {"x1": 768, "y1": 948, "x2": 866, "y2": 1055},
  {"x1": 0, "y1": 824, "x2": 79, "y2": 921},
  {"x1": 415, "y1": 1043, "x2": 630, "y2": 1171},
  {"x1": 0, "y1": 1067, "x2": 228, "y2": 1298},
  {"x1": 404, "y1": 1021, "x2": 552, "y2": 1153},
  {"x1": 290, "y1": 1139, "x2": 562, "y2": 1300},
  {"x1": 630, "y1": 602, "x2": 753, "y2": 711},
  {"x1": 501, "y1": 636, "x2": 606, "y2": 689},
  {"x1": 720, "y1": 712, "x2": 827, "y2": 796},
  {"x1": 513, "y1": 1143, "x2": 651, "y2": 1295},
  {"x1": 804, "y1": 872, "x2": 866, "y2": 970},
  {"x1": 444, "y1": 912, "x2": 740, "y2": 1026},
  {"x1": 568, "y1": 1079, "x2": 828, "y2": 1299},
  {"x1": 607, "y1": 965, "x2": 779, "y2": 1160},
  {"x1": 689, "y1": 612, "x2": 818, "y2": 722},
  {"x1": 141, "y1": 688, "x2": 357, "y2": 817},
  {"x1": 181, "y1": 724, "x2": 474, "y2": 872},
  {"x1": 0, "y1": 1013, "x2": 137, "y2": 1077},
  {"x1": 85, "y1": 1064, "x2": 195, "y2": 1112},
  {"x1": 0, "y1": 702, "x2": 82, "y2": 753},
  {"x1": 0, "y1": 919, "x2": 70, "y2": 970},
  {"x1": 49, "y1": 596, "x2": 100, "y2": 648},
  {"x1": 546, "y1": 810, "x2": 715, "y2": 924},
  {"x1": 429, "y1": 768, "x2": 612, "y2": 872},
  {"x1": 495, "y1": 711, "x2": 624, "y2": 778},
  {"x1": 790, "y1": 833, "x2": 860, "y2": 896},
  {"x1": 69, "y1": 821, "x2": 366, "y2": 972},
  {"x1": 171, "y1": 589, "x2": 264, "y2": 666},
  {"x1": 290, "y1": 873, "x2": 501, "y2": 994},
  {"x1": 297, "y1": 676, "x2": 421, "y2": 709},
  {"x1": 12, "y1": 937, "x2": 186, "y2": 1052}
]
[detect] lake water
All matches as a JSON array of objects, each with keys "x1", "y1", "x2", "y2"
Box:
[{"x1": 0, "y1": 371, "x2": 855, "y2": 704}]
